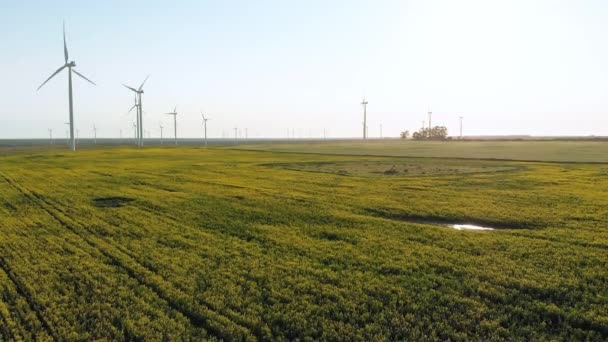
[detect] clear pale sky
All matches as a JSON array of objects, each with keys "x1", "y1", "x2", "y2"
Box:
[{"x1": 1, "y1": 0, "x2": 607, "y2": 139}]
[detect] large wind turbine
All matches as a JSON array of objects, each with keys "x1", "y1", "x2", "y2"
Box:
[
  {"x1": 201, "y1": 111, "x2": 210, "y2": 147},
  {"x1": 37, "y1": 22, "x2": 95, "y2": 152},
  {"x1": 124, "y1": 75, "x2": 149, "y2": 147},
  {"x1": 164, "y1": 107, "x2": 178, "y2": 145}
]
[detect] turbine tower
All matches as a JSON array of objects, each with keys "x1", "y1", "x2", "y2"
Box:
[
  {"x1": 48, "y1": 129, "x2": 53, "y2": 145},
  {"x1": 459, "y1": 116, "x2": 464, "y2": 139},
  {"x1": 164, "y1": 107, "x2": 178, "y2": 145},
  {"x1": 123, "y1": 75, "x2": 149, "y2": 147},
  {"x1": 132, "y1": 122, "x2": 137, "y2": 144},
  {"x1": 64, "y1": 122, "x2": 70, "y2": 146},
  {"x1": 201, "y1": 111, "x2": 210, "y2": 147},
  {"x1": 37, "y1": 22, "x2": 96, "y2": 152},
  {"x1": 93, "y1": 124, "x2": 97, "y2": 145},
  {"x1": 160, "y1": 122, "x2": 164, "y2": 145},
  {"x1": 428, "y1": 108, "x2": 432, "y2": 138},
  {"x1": 361, "y1": 98, "x2": 368, "y2": 140},
  {"x1": 127, "y1": 93, "x2": 139, "y2": 143}
]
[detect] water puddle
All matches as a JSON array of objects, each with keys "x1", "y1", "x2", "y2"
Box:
[{"x1": 449, "y1": 224, "x2": 495, "y2": 231}]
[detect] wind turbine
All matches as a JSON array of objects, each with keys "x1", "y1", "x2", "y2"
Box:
[
  {"x1": 37, "y1": 22, "x2": 95, "y2": 152},
  {"x1": 160, "y1": 122, "x2": 164, "y2": 145},
  {"x1": 361, "y1": 98, "x2": 368, "y2": 140},
  {"x1": 132, "y1": 122, "x2": 137, "y2": 144},
  {"x1": 459, "y1": 116, "x2": 464, "y2": 139},
  {"x1": 64, "y1": 122, "x2": 70, "y2": 146},
  {"x1": 48, "y1": 129, "x2": 53, "y2": 145},
  {"x1": 93, "y1": 124, "x2": 97, "y2": 145},
  {"x1": 164, "y1": 107, "x2": 178, "y2": 145},
  {"x1": 428, "y1": 107, "x2": 432, "y2": 138},
  {"x1": 124, "y1": 75, "x2": 149, "y2": 147},
  {"x1": 76, "y1": 129, "x2": 80, "y2": 146},
  {"x1": 201, "y1": 111, "x2": 210, "y2": 147}
]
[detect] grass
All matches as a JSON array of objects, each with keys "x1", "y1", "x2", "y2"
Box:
[
  {"x1": 232, "y1": 139, "x2": 608, "y2": 163},
  {"x1": 0, "y1": 146, "x2": 607, "y2": 340}
]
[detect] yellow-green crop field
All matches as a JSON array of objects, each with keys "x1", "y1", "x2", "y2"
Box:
[{"x1": 0, "y1": 145, "x2": 607, "y2": 340}]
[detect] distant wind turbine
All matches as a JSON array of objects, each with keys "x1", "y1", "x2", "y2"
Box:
[
  {"x1": 159, "y1": 122, "x2": 164, "y2": 145},
  {"x1": 361, "y1": 98, "x2": 368, "y2": 140},
  {"x1": 37, "y1": 22, "x2": 95, "y2": 152},
  {"x1": 93, "y1": 124, "x2": 97, "y2": 145},
  {"x1": 48, "y1": 129, "x2": 53, "y2": 145},
  {"x1": 201, "y1": 111, "x2": 210, "y2": 147},
  {"x1": 459, "y1": 116, "x2": 464, "y2": 139},
  {"x1": 64, "y1": 122, "x2": 70, "y2": 146},
  {"x1": 132, "y1": 122, "x2": 137, "y2": 144},
  {"x1": 164, "y1": 107, "x2": 178, "y2": 145},
  {"x1": 428, "y1": 107, "x2": 432, "y2": 138},
  {"x1": 124, "y1": 75, "x2": 149, "y2": 147}
]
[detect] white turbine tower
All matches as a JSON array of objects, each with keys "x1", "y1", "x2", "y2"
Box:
[
  {"x1": 124, "y1": 75, "x2": 149, "y2": 147},
  {"x1": 428, "y1": 108, "x2": 432, "y2": 138},
  {"x1": 132, "y1": 122, "x2": 137, "y2": 144},
  {"x1": 459, "y1": 116, "x2": 464, "y2": 139},
  {"x1": 48, "y1": 129, "x2": 53, "y2": 145},
  {"x1": 93, "y1": 124, "x2": 97, "y2": 145},
  {"x1": 201, "y1": 111, "x2": 210, "y2": 147},
  {"x1": 361, "y1": 98, "x2": 368, "y2": 140},
  {"x1": 127, "y1": 93, "x2": 139, "y2": 143},
  {"x1": 164, "y1": 107, "x2": 178, "y2": 145},
  {"x1": 160, "y1": 122, "x2": 164, "y2": 145},
  {"x1": 37, "y1": 22, "x2": 95, "y2": 152}
]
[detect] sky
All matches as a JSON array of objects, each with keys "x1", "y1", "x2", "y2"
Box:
[{"x1": 1, "y1": 0, "x2": 607, "y2": 139}]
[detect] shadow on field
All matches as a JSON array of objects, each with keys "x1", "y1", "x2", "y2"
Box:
[{"x1": 92, "y1": 196, "x2": 134, "y2": 208}]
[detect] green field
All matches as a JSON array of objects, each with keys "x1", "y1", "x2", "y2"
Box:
[
  {"x1": 0, "y1": 146, "x2": 607, "y2": 340},
  {"x1": 234, "y1": 140, "x2": 608, "y2": 163}
]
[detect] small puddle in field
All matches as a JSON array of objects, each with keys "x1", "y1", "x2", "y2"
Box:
[{"x1": 449, "y1": 224, "x2": 495, "y2": 231}]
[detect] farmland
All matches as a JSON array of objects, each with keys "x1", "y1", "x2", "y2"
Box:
[
  {"x1": 0, "y1": 145, "x2": 607, "y2": 340},
  {"x1": 234, "y1": 139, "x2": 608, "y2": 163}
]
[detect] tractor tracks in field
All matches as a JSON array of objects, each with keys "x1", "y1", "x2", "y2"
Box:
[
  {"x1": 0, "y1": 171, "x2": 255, "y2": 341},
  {"x1": 0, "y1": 174, "x2": 59, "y2": 340},
  {"x1": 0, "y1": 254, "x2": 58, "y2": 341}
]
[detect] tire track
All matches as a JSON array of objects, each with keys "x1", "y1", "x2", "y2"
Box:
[
  {"x1": 0, "y1": 252, "x2": 57, "y2": 341},
  {"x1": 0, "y1": 171, "x2": 254, "y2": 341}
]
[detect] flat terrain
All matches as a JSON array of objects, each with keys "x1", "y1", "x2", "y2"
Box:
[
  {"x1": 234, "y1": 140, "x2": 608, "y2": 163},
  {"x1": 0, "y1": 146, "x2": 607, "y2": 340}
]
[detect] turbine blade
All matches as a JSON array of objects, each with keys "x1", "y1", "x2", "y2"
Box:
[
  {"x1": 72, "y1": 69, "x2": 96, "y2": 86},
  {"x1": 37, "y1": 65, "x2": 67, "y2": 90},
  {"x1": 138, "y1": 75, "x2": 150, "y2": 91},
  {"x1": 63, "y1": 22, "x2": 69, "y2": 63},
  {"x1": 128, "y1": 104, "x2": 137, "y2": 113},
  {"x1": 123, "y1": 84, "x2": 138, "y2": 93}
]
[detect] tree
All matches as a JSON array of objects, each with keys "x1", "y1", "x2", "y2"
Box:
[
  {"x1": 400, "y1": 130, "x2": 410, "y2": 139},
  {"x1": 412, "y1": 126, "x2": 448, "y2": 140}
]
